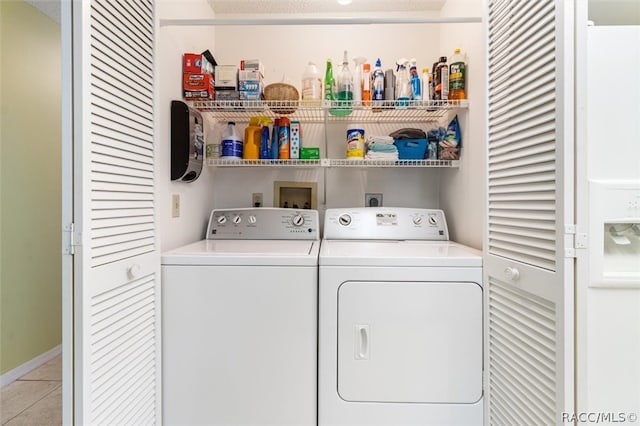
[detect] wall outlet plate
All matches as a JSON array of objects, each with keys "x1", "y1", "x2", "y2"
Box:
[
  {"x1": 365, "y1": 193, "x2": 383, "y2": 207},
  {"x1": 171, "y1": 194, "x2": 180, "y2": 217}
]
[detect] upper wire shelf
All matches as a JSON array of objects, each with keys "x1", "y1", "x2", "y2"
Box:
[{"x1": 188, "y1": 99, "x2": 468, "y2": 123}]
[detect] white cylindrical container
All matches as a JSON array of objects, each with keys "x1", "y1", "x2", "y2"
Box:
[{"x1": 346, "y1": 124, "x2": 365, "y2": 159}]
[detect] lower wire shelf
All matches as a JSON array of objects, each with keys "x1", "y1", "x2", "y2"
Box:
[{"x1": 206, "y1": 158, "x2": 460, "y2": 168}]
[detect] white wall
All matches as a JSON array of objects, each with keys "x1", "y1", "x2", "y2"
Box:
[
  {"x1": 158, "y1": 0, "x2": 218, "y2": 251},
  {"x1": 438, "y1": 0, "x2": 485, "y2": 249}
]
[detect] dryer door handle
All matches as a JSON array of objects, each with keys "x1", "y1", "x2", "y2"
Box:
[{"x1": 355, "y1": 325, "x2": 370, "y2": 360}]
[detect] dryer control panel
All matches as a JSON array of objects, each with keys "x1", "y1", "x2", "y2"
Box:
[
  {"x1": 207, "y1": 207, "x2": 319, "y2": 240},
  {"x1": 324, "y1": 207, "x2": 449, "y2": 241}
]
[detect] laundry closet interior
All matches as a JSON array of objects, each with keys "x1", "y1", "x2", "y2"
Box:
[{"x1": 158, "y1": 0, "x2": 485, "y2": 252}]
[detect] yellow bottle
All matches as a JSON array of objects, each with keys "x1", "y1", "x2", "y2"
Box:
[{"x1": 243, "y1": 116, "x2": 270, "y2": 160}]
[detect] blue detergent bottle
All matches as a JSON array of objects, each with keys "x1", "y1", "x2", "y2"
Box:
[
  {"x1": 260, "y1": 125, "x2": 271, "y2": 159},
  {"x1": 270, "y1": 118, "x2": 280, "y2": 160},
  {"x1": 409, "y1": 58, "x2": 422, "y2": 101}
]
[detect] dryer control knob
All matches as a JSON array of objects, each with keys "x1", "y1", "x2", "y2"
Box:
[
  {"x1": 413, "y1": 216, "x2": 424, "y2": 225},
  {"x1": 504, "y1": 267, "x2": 520, "y2": 281},
  {"x1": 217, "y1": 215, "x2": 227, "y2": 224},
  {"x1": 247, "y1": 215, "x2": 257, "y2": 224},
  {"x1": 428, "y1": 214, "x2": 438, "y2": 226},
  {"x1": 338, "y1": 214, "x2": 352, "y2": 226},
  {"x1": 291, "y1": 214, "x2": 305, "y2": 227},
  {"x1": 232, "y1": 215, "x2": 242, "y2": 224}
]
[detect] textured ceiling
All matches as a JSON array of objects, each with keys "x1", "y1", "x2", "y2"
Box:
[{"x1": 206, "y1": 0, "x2": 447, "y2": 15}]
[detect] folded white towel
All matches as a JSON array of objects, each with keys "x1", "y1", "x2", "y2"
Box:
[
  {"x1": 365, "y1": 151, "x2": 399, "y2": 160},
  {"x1": 366, "y1": 135, "x2": 394, "y2": 145}
]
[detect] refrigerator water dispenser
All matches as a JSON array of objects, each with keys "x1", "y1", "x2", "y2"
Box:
[{"x1": 589, "y1": 180, "x2": 640, "y2": 287}]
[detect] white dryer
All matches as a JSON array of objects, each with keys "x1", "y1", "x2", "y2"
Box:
[
  {"x1": 318, "y1": 207, "x2": 483, "y2": 426},
  {"x1": 161, "y1": 208, "x2": 319, "y2": 426}
]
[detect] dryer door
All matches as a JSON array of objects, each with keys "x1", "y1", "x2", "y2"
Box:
[{"x1": 337, "y1": 281, "x2": 482, "y2": 404}]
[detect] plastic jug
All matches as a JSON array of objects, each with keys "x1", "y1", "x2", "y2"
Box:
[
  {"x1": 221, "y1": 121, "x2": 242, "y2": 159},
  {"x1": 449, "y1": 48, "x2": 467, "y2": 100},
  {"x1": 301, "y1": 62, "x2": 322, "y2": 105},
  {"x1": 244, "y1": 116, "x2": 272, "y2": 160}
]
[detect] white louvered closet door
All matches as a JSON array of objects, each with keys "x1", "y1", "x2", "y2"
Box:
[
  {"x1": 67, "y1": 0, "x2": 160, "y2": 424},
  {"x1": 485, "y1": 0, "x2": 575, "y2": 425}
]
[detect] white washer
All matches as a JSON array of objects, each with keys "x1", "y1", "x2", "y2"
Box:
[
  {"x1": 319, "y1": 207, "x2": 483, "y2": 426},
  {"x1": 162, "y1": 208, "x2": 319, "y2": 426}
]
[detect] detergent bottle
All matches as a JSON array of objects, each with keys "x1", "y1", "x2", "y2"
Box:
[
  {"x1": 221, "y1": 121, "x2": 242, "y2": 159},
  {"x1": 409, "y1": 58, "x2": 422, "y2": 101},
  {"x1": 243, "y1": 117, "x2": 262, "y2": 160}
]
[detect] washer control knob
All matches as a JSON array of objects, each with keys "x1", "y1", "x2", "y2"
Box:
[
  {"x1": 217, "y1": 215, "x2": 227, "y2": 224},
  {"x1": 413, "y1": 215, "x2": 424, "y2": 225},
  {"x1": 247, "y1": 215, "x2": 257, "y2": 224},
  {"x1": 338, "y1": 214, "x2": 352, "y2": 226},
  {"x1": 291, "y1": 214, "x2": 305, "y2": 227},
  {"x1": 232, "y1": 215, "x2": 242, "y2": 224},
  {"x1": 428, "y1": 214, "x2": 438, "y2": 226}
]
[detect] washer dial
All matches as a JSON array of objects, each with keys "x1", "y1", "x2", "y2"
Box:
[{"x1": 338, "y1": 214, "x2": 352, "y2": 226}]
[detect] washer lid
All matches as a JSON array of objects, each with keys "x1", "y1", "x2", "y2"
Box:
[
  {"x1": 161, "y1": 239, "x2": 319, "y2": 266},
  {"x1": 319, "y1": 240, "x2": 482, "y2": 267}
]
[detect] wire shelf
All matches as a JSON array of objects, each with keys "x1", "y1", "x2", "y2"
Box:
[
  {"x1": 206, "y1": 158, "x2": 459, "y2": 168},
  {"x1": 189, "y1": 99, "x2": 468, "y2": 123},
  {"x1": 207, "y1": 158, "x2": 321, "y2": 167},
  {"x1": 327, "y1": 159, "x2": 460, "y2": 168}
]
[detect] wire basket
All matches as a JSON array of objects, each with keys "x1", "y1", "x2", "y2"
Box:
[{"x1": 263, "y1": 82, "x2": 300, "y2": 114}]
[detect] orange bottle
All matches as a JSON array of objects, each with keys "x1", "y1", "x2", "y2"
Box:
[{"x1": 361, "y1": 63, "x2": 372, "y2": 107}]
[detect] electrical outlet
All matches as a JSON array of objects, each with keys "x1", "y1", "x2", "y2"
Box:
[
  {"x1": 171, "y1": 194, "x2": 180, "y2": 218},
  {"x1": 365, "y1": 193, "x2": 383, "y2": 207},
  {"x1": 252, "y1": 192, "x2": 263, "y2": 207}
]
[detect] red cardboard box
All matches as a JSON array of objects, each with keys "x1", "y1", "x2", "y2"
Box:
[
  {"x1": 183, "y1": 73, "x2": 214, "y2": 99},
  {"x1": 183, "y1": 53, "x2": 214, "y2": 75}
]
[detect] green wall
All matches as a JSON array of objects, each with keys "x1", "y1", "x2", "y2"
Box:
[{"x1": 0, "y1": 0, "x2": 61, "y2": 375}]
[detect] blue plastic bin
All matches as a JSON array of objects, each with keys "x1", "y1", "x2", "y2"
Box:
[{"x1": 393, "y1": 138, "x2": 428, "y2": 160}]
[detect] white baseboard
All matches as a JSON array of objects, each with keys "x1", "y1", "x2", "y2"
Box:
[{"x1": 0, "y1": 344, "x2": 62, "y2": 388}]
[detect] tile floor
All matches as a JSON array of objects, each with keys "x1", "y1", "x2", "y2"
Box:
[{"x1": 0, "y1": 354, "x2": 62, "y2": 425}]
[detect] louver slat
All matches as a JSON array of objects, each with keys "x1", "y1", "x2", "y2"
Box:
[
  {"x1": 88, "y1": 0, "x2": 154, "y2": 276},
  {"x1": 488, "y1": 278, "x2": 557, "y2": 425},
  {"x1": 487, "y1": 0, "x2": 557, "y2": 272},
  {"x1": 89, "y1": 274, "x2": 156, "y2": 425}
]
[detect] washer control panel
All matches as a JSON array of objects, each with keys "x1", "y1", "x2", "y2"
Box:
[
  {"x1": 207, "y1": 207, "x2": 319, "y2": 240},
  {"x1": 324, "y1": 207, "x2": 449, "y2": 241}
]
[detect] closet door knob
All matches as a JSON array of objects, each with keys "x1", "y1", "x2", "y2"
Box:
[
  {"x1": 127, "y1": 264, "x2": 141, "y2": 279},
  {"x1": 504, "y1": 266, "x2": 520, "y2": 281}
]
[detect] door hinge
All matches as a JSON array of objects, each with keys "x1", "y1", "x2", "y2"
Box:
[
  {"x1": 63, "y1": 222, "x2": 81, "y2": 255},
  {"x1": 564, "y1": 224, "x2": 588, "y2": 258}
]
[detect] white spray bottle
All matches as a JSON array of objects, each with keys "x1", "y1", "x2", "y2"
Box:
[
  {"x1": 352, "y1": 56, "x2": 366, "y2": 106},
  {"x1": 395, "y1": 58, "x2": 411, "y2": 107}
]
